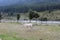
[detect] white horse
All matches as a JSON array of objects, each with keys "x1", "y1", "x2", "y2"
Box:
[{"x1": 23, "y1": 23, "x2": 33, "y2": 29}]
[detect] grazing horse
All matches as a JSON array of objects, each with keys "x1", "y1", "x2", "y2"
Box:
[{"x1": 23, "y1": 23, "x2": 33, "y2": 29}]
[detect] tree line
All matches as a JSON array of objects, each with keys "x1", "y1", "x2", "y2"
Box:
[
  {"x1": 1, "y1": 4, "x2": 60, "y2": 13},
  {"x1": 0, "y1": 10, "x2": 48, "y2": 23}
]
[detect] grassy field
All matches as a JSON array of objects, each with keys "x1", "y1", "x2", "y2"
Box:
[{"x1": 0, "y1": 22, "x2": 60, "y2": 40}]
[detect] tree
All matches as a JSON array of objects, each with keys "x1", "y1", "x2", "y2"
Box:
[
  {"x1": 29, "y1": 9, "x2": 40, "y2": 23},
  {"x1": 17, "y1": 14, "x2": 20, "y2": 22},
  {"x1": 29, "y1": 10, "x2": 35, "y2": 22},
  {"x1": 34, "y1": 13, "x2": 39, "y2": 20},
  {"x1": 34, "y1": 13, "x2": 39, "y2": 23},
  {"x1": 0, "y1": 14, "x2": 2, "y2": 23}
]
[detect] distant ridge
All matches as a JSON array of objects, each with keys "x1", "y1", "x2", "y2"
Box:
[{"x1": 0, "y1": 0, "x2": 60, "y2": 13}]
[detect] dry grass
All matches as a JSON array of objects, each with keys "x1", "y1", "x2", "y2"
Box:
[{"x1": 0, "y1": 23, "x2": 60, "y2": 40}]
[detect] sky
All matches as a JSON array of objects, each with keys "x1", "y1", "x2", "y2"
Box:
[
  {"x1": 0, "y1": 0, "x2": 31, "y2": 6},
  {"x1": 0, "y1": 0, "x2": 60, "y2": 6},
  {"x1": 0, "y1": 0, "x2": 20, "y2": 6}
]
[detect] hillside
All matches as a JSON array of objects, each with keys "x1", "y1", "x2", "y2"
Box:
[{"x1": 2, "y1": 10, "x2": 60, "y2": 21}]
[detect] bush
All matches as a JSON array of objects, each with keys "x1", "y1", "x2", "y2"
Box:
[{"x1": 41, "y1": 18, "x2": 47, "y2": 21}]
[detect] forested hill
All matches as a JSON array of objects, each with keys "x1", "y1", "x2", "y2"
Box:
[{"x1": 0, "y1": 0, "x2": 60, "y2": 13}]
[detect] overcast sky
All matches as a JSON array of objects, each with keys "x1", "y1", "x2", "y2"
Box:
[
  {"x1": 0, "y1": 0, "x2": 60, "y2": 6},
  {"x1": 0, "y1": 0, "x2": 20, "y2": 6}
]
